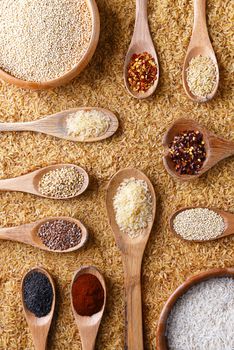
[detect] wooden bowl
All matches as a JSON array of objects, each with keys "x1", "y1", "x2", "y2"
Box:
[
  {"x1": 156, "y1": 267, "x2": 234, "y2": 350},
  {"x1": 0, "y1": 0, "x2": 100, "y2": 90}
]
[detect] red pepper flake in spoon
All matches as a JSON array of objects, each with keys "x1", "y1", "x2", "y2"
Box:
[
  {"x1": 169, "y1": 130, "x2": 206, "y2": 175},
  {"x1": 127, "y1": 52, "x2": 157, "y2": 93}
]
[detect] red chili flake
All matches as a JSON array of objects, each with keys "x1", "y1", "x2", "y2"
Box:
[
  {"x1": 127, "y1": 52, "x2": 157, "y2": 93},
  {"x1": 169, "y1": 130, "x2": 206, "y2": 175}
]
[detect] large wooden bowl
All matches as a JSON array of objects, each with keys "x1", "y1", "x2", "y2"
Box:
[
  {"x1": 0, "y1": 0, "x2": 100, "y2": 90},
  {"x1": 156, "y1": 267, "x2": 234, "y2": 349}
]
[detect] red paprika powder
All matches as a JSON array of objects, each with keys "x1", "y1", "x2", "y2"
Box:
[{"x1": 72, "y1": 273, "x2": 104, "y2": 316}]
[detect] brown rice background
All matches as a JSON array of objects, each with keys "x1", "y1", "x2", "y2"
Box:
[{"x1": 0, "y1": 0, "x2": 233, "y2": 349}]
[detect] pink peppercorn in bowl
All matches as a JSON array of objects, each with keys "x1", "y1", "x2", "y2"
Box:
[
  {"x1": 156, "y1": 267, "x2": 234, "y2": 350},
  {"x1": 0, "y1": 0, "x2": 100, "y2": 90}
]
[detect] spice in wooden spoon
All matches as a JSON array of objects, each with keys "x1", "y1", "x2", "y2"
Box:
[
  {"x1": 0, "y1": 164, "x2": 89, "y2": 199},
  {"x1": 123, "y1": 0, "x2": 159, "y2": 99},
  {"x1": 163, "y1": 118, "x2": 234, "y2": 181},
  {"x1": 0, "y1": 107, "x2": 118, "y2": 142},
  {"x1": 21, "y1": 267, "x2": 55, "y2": 350},
  {"x1": 71, "y1": 266, "x2": 106, "y2": 350},
  {"x1": 0, "y1": 216, "x2": 88, "y2": 253}
]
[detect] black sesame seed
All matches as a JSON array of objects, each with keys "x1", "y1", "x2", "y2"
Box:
[{"x1": 23, "y1": 271, "x2": 53, "y2": 318}]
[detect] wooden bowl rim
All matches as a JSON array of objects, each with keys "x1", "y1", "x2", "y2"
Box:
[
  {"x1": 156, "y1": 267, "x2": 234, "y2": 350},
  {"x1": 0, "y1": 0, "x2": 100, "y2": 90}
]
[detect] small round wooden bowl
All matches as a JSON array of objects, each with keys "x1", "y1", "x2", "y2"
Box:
[
  {"x1": 0, "y1": 0, "x2": 100, "y2": 90},
  {"x1": 156, "y1": 267, "x2": 234, "y2": 350}
]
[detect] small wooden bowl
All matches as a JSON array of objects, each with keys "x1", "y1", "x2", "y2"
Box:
[
  {"x1": 0, "y1": 0, "x2": 100, "y2": 90},
  {"x1": 156, "y1": 267, "x2": 234, "y2": 350}
]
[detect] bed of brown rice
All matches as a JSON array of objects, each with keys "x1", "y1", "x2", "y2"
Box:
[{"x1": 0, "y1": 0, "x2": 233, "y2": 349}]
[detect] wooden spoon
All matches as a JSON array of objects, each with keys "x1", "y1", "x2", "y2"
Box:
[
  {"x1": 0, "y1": 216, "x2": 88, "y2": 253},
  {"x1": 106, "y1": 168, "x2": 156, "y2": 350},
  {"x1": 182, "y1": 0, "x2": 219, "y2": 102},
  {"x1": 0, "y1": 164, "x2": 89, "y2": 199},
  {"x1": 163, "y1": 118, "x2": 234, "y2": 181},
  {"x1": 21, "y1": 267, "x2": 56, "y2": 350},
  {"x1": 0, "y1": 108, "x2": 118, "y2": 142},
  {"x1": 170, "y1": 207, "x2": 234, "y2": 242},
  {"x1": 123, "y1": 0, "x2": 159, "y2": 99},
  {"x1": 71, "y1": 266, "x2": 106, "y2": 350},
  {"x1": 156, "y1": 267, "x2": 234, "y2": 350}
]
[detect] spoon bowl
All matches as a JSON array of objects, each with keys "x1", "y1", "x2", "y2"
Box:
[
  {"x1": 123, "y1": 0, "x2": 159, "y2": 99},
  {"x1": 163, "y1": 118, "x2": 234, "y2": 181},
  {"x1": 0, "y1": 107, "x2": 119, "y2": 142},
  {"x1": 0, "y1": 163, "x2": 89, "y2": 199},
  {"x1": 21, "y1": 267, "x2": 56, "y2": 350},
  {"x1": 71, "y1": 266, "x2": 106, "y2": 350},
  {"x1": 0, "y1": 0, "x2": 100, "y2": 90},
  {"x1": 106, "y1": 168, "x2": 156, "y2": 350},
  {"x1": 182, "y1": 0, "x2": 219, "y2": 102},
  {"x1": 169, "y1": 207, "x2": 234, "y2": 242},
  {"x1": 0, "y1": 216, "x2": 88, "y2": 253},
  {"x1": 156, "y1": 267, "x2": 234, "y2": 350}
]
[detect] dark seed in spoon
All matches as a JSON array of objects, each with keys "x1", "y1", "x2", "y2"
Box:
[
  {"x1": 38, "y1": 219, "x2": 82, "y2": 251},
  {"x1": 23, "y1": 271, "x2": 53, "y2": 318}
]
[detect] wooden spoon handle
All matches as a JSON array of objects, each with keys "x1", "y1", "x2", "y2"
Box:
[
  {"x1": 224, "y1": 211, "x2": 234, "y2": 235},
  {"x1": 0, "y1": 225, "x2": 32, "y2": 244},
  {"x1": 0, "y1": 174, "x2": 34, "y2": 192},
  {"x1": 31, "y1": 330, "x2": 47, "y2": 350},
  {"x1": 0, "y1": 121, "x2": 37, "y2": 132},
  {"x1": 80, "y1": 331, "x2": 96, "y2": 350},
  {"x1": 209, "y1": 135, "x2": 234, "y2": 160},
  {"x1": 123, "y1": 255, "x2": 143, "y2": 350},
  {"x1": 134, "y1": 0, "x2": 149, "y2": 40},
  {"x1": 192, "y1": 0, "x2": 209, "y2": 42}
]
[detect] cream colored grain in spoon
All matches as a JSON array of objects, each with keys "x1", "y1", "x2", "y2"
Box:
[
  {"x1": 0, "y1": 164, "x2": 89, "y2": 199},
  {"x1": 170, "y1": 207, "x2": 234, "y2": 242},
  {"x1": 0, "y1": 216, "x2": 88, "y2": 252},
  {"x1": 182, "y1": 0, "x2": 219, "y2": 102},
  {"x1": 106, "y1": 168, "x2": 156, "y2": 350},
  {"x1": 0, "y1": 107, "x2": 118, "y2": 142}
]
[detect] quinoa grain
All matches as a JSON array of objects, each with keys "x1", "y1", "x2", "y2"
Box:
[
  {"x1": 0, "y1": 0, "x2": 92, "y2": 82},
  {"x1": 38, "y1": 167, "x2": 84, "y2": 198},
  {"x1": 173, "y1": 208, "x2": 225, "y2": 241}
]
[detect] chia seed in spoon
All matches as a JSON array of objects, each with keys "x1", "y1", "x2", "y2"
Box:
[{"x1": 38, "y1": 219, "x2": 82, "y2": 251}]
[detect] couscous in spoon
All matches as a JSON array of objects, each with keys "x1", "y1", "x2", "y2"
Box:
[
  {"x1": 123, "y1": 0, "x2": 159, "y2": 99},
  {"x1": 182, "y1": 0, "x2": 219, "y2": 102},
  {"x1": 170, "y1": 207, "x2": 234, "y2": 243},
  {"x1": 0, "y1": 164, "x2": 89, "y2": 199},
  {"x1": 163, "y1": 118, "x2": 234, "y2": 181},
  {"x1": 106, "y1": 168, "x2": 156, "y2": 350},
  {"x1": 71, "y1": 266, "x2": 106, "y2": 350},
  {"x1": 21, "y1": 267, "x2": 56, "y2": 350},
  {"x1": 0, "y1": 107, "x2": 118, "y2": 142},
  {"x1": 0, "y1": 216, "x2": 88, "y2": 252}
]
